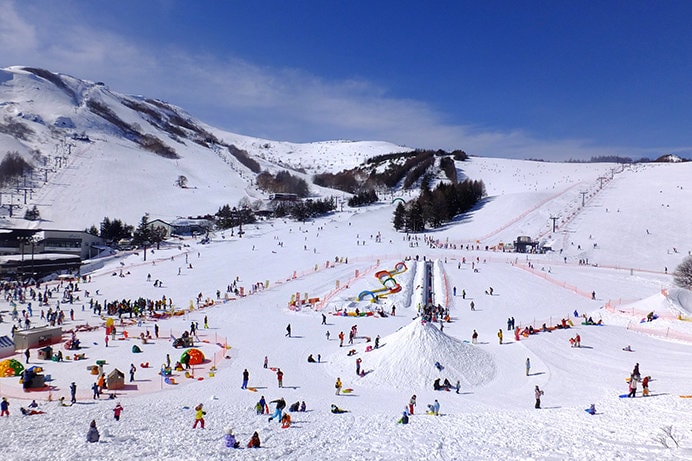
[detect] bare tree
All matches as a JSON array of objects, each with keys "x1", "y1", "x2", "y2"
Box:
[{"x1": 673, "y1": 256, "x2": 692, "y2": 289}]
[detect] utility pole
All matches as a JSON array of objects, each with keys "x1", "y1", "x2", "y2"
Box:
[{"x1": 580, "y1": 191, "x2": 587, "y2": 207}]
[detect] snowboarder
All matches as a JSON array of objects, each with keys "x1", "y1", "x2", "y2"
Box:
[
  {"x1": 321, "y1": 313, "x2": 326, "y2": 325},
  {"x1": 263, "y1": 356, "x2": 268, "y2": 368},
  {"x1": 86, "y1": 419, "x2": 100, "y2": 443},
  {"x1": 375, "y1": 335, "x2": 380, "y2": 349},
  {"x1": 70, "y1": 382, "x2": 77, "y2": 404},
  {"x1": 497, "y1": 329, "x2": 503, "y2": 344},
  {"x1": 193, "y1": 403, "x2": 206, "y2": 428},
  {"x1": 586, "y1": 403, "x2": 596, "y2": 415},
  {"x1": 398, "y1": 410, "x2": 409, "y2": 424},
  {"x1": 338, "y1": 331, "x2": 345, "y2": 347},
  {"x1": 285, "y1": 323, "x2": 291, "y2": 337},
  {"x1": 113, "y1": 402, "x2": 124, "y2": 421},
  {"x1": 335, "y1": 377, "x2": 342, "y2": 395},
  {"x1": 632, "y1": 363, "x2": 641, "y2": 381},
  {"x1": 470, "y1": 301, "x2": 475, "y2": 311},
  {"x1": 355, "y1": 358, "x2": 362, "y2": 375},
  {"x1": 472, "y1": 330, "x2": 478, "y2": 344},
  {"x1": 534, "y1": 385, "x2": 544, "y2": 408},
  {"x1": 241, "y1": 369, "x2": 249, "y2": 389},
  {"x1": 409, "y1": 394, "x2": 416, "y2": 414}
]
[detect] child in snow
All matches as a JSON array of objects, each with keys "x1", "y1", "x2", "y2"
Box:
[
  {"x1": 397, "y1": 411, "x2": 409, "y2": 424},
  {"x1": 193, "y1": 403, "x2": 206, "y2": 428},
  {"x1": 628, "y1": 375, "x2": 638, "y2": 398},
  {"x1": 247, "y1": 431, "x2": 261, "y2": 448},
  {"x1": 224, "y1": 427, "x2": 240, "y2": 448},
  {"x1": 300, "y1": 401, "x2": 306, "y2": 412},
  {"x1": 642, "y1": 376, "x2": 651, "y2": 396},
  {"x1": 86, "y1": 420, "x2": 100, "y2": 443},
  {"x1": 0, "y1": 397, "x2": 9, "y2": 416},
  {"x1": 535, "y1": 386, "x2": 544, "y2": 408},
  {"x1": 113, "y1": 402, "x2": 124, "y2": 421},
  {"x1": 586, "y1": 404, "x2": 596, "y2": 415},
  {"x1": 331, "y1": 404, "x2": 348, "y2": 414},
  {"x1": 281, "y1": 412, "x2": 291, "y2": 428},
  {"x1": 427, "y1": 400, "x2": 440, "y2": 415}
]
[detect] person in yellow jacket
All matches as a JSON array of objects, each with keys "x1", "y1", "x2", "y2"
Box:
[
  {"x1": 193, "y1": 403, "x2": 206, "y2": 429},
  {"x1": 497, "y1": 329, "x2": 503, "y2": 345},
  {"x1": 335, "y1": 377, "x2": 342, "y2": 395}
]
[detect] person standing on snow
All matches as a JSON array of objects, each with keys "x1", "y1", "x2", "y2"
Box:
[
  {"x1": 526, "y1": 357, "x2": 531, "y2": 376},
  {"x1": 241, "y1": 369, "x2": 249, "y2": 389},
  {"x1": 113, "y1": 402, "x2": 124, "y2": 421},
  {"x1": 285, "y1": 324, "x2": 291, "y2": 337},
  {"x1": 472, "y1": 330, "x2": 478, "y2": 344},
  {"x1": 497, "y1": 329, "x2": 503, "y2": 345},
  {"x1": 335, "y1": 377, "x2": 342, "y2": 395},
  {"x1": 276, "y1": 368, "x2": 284, "y2": 388},
  {"x1": 534, "y1": 385, "x2": 544, "y2": 409},
  {"x1": 408, "y1": 394, "x2": 416, "y2": 414},
  {"x1": 193, "y1": 403, "x2": 206, "y2": 428},
  {"x1": 129, "y1": 363, "x2": 136, "y2": 382}
]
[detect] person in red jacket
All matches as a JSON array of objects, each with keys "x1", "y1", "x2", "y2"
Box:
[{"x1": 247, "y1": 431, "x2": 261, "y2": 448}]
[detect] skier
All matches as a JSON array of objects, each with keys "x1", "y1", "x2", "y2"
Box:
[
  {"x1": 113, "y1": 402, "x2": 124, "y2": 421},
  {"x1": 192, "y1": 403, "x2": 206, "y2": 428},
  {"x1": 241, "y1": 369, "x2": 249, "y2": 389},
  {"x1": 534, "y1": 385, "x2": 544, "y2": 409}
]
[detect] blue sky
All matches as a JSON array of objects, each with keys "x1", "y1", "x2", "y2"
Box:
[{"x1": 1, "y1": 0, "x2": 691, "y2": 160}]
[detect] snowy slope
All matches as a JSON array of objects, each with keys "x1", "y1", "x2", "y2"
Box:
[{"x1": 0, "y1": 66, "x2": 691, "y2": 460}]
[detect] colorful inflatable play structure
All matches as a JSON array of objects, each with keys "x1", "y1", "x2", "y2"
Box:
[
  {"x1": 181, "y1": 348, "x2": 205, "y2": 365},
  {"x1": 0, "y1": 358, "x2": 24, "y2": 377},
  {"x1": 357, "y1": 262, "x2": 407, "y2": 302}
]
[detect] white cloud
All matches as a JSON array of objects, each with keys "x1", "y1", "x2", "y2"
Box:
[{"x1": 1, "y1": 1, "x2": 689, "y2": 161}]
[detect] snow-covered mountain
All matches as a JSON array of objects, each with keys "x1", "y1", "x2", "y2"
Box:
[{"x1": 0, "y1": 66, "x2": 409, "y2": 229}]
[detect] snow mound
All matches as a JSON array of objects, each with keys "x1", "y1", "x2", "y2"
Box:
[{"x1": 358, "y1": 320, "x2": 496, "y2": 389}]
